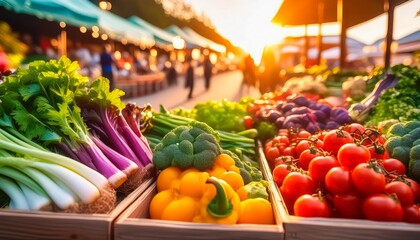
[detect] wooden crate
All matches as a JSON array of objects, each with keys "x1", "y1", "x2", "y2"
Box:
[
  {"x1": 114, "y1": 153, "x2": 285, "y2": 240},
  {"x1": 0, "y1": 169, "x2": 156, "y2": 240},
  {"x1": 256, "y1": 141, "x2": 420, "y2": 240}
]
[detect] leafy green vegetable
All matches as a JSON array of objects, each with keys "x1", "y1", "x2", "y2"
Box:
[
  {"x1": 183, "y1": 97, "x2": 254, "y2": 133},
  {"x1": 365, "y1": 65, "x2": 420, "y2": 126}
]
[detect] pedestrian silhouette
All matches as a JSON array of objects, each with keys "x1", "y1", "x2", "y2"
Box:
[
  {"x1": 242, "y1": 54, "x2": 256, "y2": 94},
  {"x1": 203, "y1": 54, "x2": 213, "y2": 90},
  {"x1": 100, "y1": 44, "x2": 117, "y2": 90},
  {"x1": 184, "y1": 58, "x2": 195, "y2": 99}
]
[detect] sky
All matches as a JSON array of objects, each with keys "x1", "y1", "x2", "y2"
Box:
[{"x1": 183, "y1": 0, "x2": 420, "y2": 64}]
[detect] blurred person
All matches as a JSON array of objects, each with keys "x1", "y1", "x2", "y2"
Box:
[
  {"x1": 203, "y1": 54, "x2": 213, "y2": 90},
  {"x1": 164, "y1": 60, "x2": 178, "y2": 86},
  {"x1": 242, "y1": 54, "x2": 256, "y2": 93},
  {"x1": 100, "y1": 44, "x2": 117, "y2": 90},
  {"x1": 184, "y1": 57, "x2": 195, "y2": 99}
]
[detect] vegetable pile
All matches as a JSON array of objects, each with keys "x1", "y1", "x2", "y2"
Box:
[
  {"x1": 253, "y1": 94, "x2": 354, "y2": 135},
  {"x1": 267, "y1": 123, "x2": 420, "y2": 223},
  {"x1": 0, "y1": 57, "x2": 153, "y2": 212},
  {"x1": 349, "y1": 64, "x2": 420, "y2": 126},
  {"x1": 150, "y1": 152, "x2": 274, "y2": 225}
]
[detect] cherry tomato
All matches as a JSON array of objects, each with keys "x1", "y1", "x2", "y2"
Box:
[
  {"x1": 351, "y1": 163, "x2": 386, "y2": 196},
  {"x1": 363, "y1": 193, "x2": 403, "y2": 222},
  {"x1": 325, "y1": 167, "x2": 353, "y2": 195},
  {"x1": 273, "y1": 135, "x2": 290, "y2": 146},
  {"x1": 385, "y1": 181, "x2": 415, "y2": 207},
  {"x1": 295, "y1": 139, "x2": 323, "y2": 157},
  {"x1": 280, "y1": 172, "x2": 315, "y2": 214},
  {"x1": 403, "y1": 204, "x2": 420, "y2": 223},
  {"x1": 333, "y1": 193, "x2": 363, "y2": 219},
  {"x1": 344, "y1": 123, "x2": 366, "y2": 135},
  {"x1": 322, "y1": 130, "x2": 353, "y2": 156},
  {"x1": 337, "y1": 143, "x2": 371, "y2": 171},
  {"x1": 309, "y1": 155, "x2": 340, "y2": 187},
  {"x1": 272, "y1": 164, "x2": 291, "y2": 187},
  {"x1": 381, "y1": 158, "x2": 406, "y2": 175},
  {"x1": 367, "y1": 145, "x2": 387, "y2": 161},
  {"x1": 294, "y1": 194, "x2": 330, "y2": 218},
  {"x1": 265, "y1": 147, "x2": 280, "y2": 163},
  {"x1": 282, "y1": 146, "x2": 297, "y2": 158},
  {"x1": 243, "y1": 116, "x2": 253, "y2": 129},
  {"x1": 406, "y1": 178, "x2": 420, "y2": 204},
  {"x1": 297, "y1": 130, "x2": 312, "y2": 139},
  {"x1": 298, "y1": 149, "x2": 321, "y2": 171}
]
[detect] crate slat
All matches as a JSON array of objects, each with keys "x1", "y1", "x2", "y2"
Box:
[{"x1": 0, "y1": 171, "x2": 155, "y2": 240}]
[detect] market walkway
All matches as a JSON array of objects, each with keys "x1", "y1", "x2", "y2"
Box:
[{"x1": 125, "y1": 70, "x2": 261, "y2": 110}]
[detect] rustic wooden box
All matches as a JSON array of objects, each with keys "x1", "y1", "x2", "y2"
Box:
[
  {"x1": 257, "y1": 142, "x2": 420, "y2": 240},
  {"x1": 0, "y1": 172, "x2": 156, "y2": 240},
  {"x1": 114, "y1": 151, "x2": 285, "y2": 240}
]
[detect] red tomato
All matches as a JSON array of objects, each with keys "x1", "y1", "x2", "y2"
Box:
[
  {"x1": 337, "y1": 143, "x2": 371, "y2": 170},
  {"x1": 280, "y1": 172, "x2": 315, "y2": 214},
  {"x1": 363, "y1": 194, "x2": 403, "y2": 222},
  {"x1": 308, "y1": 155, "x2": 340, "y2": 187},
  {"x1": 333, "y1": 193, "x2": 363, "y2": 219},
  {"x1": 351, "y1": 163, "x2": 386, "y2": 196},
  {"x1": 265, "y1": 147, "x2": 280, "y2": 163},
  {"x1": 406, "y1": 178, "x2": 420, "y2": 204},
  {"x1": 381, "y1": 158, "x2": 406, "y2": 175},
  {"x1": 298, "y1": 149, "x2": 321, "y2": 171},
  {"x1": 344, "y1": 123, "x2": 366, "y2": 135},
  {"x1": 403, "y1": 204, "x2": 420, "y2": 223},
  {"x1": 322, "y1": 130, "x2": 354, "y2": 156},
  {"x1": 243, "y1": 116, "x2": 253, "y2": 129},
  {"x1": 297, "y1": 130, "x2": 312, "y2": 139},
  {"x1": 273, "y1": 135, "x2": 290, "y2": 146},
  {"x1": 295, "y1": 139, "x2": 323, "y2": 157},
  {"x1": 282, "y1": 146, "x2": 297, "y2": 158},
  {"x1": 294, "y1": 194, "x2": 330, "y2": 218},
  {"x1": 367, "y1": 145, "x2": 387, "y2": 161},
  {"x1": 385, "y1": 181, "x2": 415, "y2": 207},
  {"x1": 325, "y1": 167, "x2": 353, "y2": 195},
  {"x1": 273, "y1": 164, "x2": 291, "y2": 187}
]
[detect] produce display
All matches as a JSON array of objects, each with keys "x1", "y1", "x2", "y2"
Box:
[
  {"x1": 0, "y1": 57, "x2": 153, "y2": 213},
  {"x1": 0, "y1": 56, "x2": 419, "y2": 239}
]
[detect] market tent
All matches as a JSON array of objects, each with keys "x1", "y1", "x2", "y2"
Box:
[
  {"x1": 0, "y1": 0, "x2": 98, "y2": 28},
  {"x1": 271, "y1": 0, "x2": 408, "y2": 69},
  {"x1": 181, "y1": 27, "x2": 226, "y2": 53},
  {"x1": 63, "y1": 0, "x2": 154, "y2": 47},
  {"x1": 0, "y1": 0, "x2": 154, "y2": 47},
  {"x1": 127, "y1": 16, "x2": 176, "y2": 46},
  {"x1": 165, "y1": 25, "x2": 203, "y2": 49}
]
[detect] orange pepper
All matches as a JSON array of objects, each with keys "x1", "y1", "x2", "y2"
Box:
[
  {"x1": 207, "y1": 154, "x2": 244, "y2": 190},
  {"x1": 237, "y1": 198, "x2": 275, "y2": 225}
]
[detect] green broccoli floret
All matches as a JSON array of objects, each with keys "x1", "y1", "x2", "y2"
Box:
[
  {"x1": 404, "y1": 121, "x2": 420, "y2": 132},
  {"x1": 385, "y1": 136, "x2": 402, "y2": 155},
  {"x1": 152, "y1": 121, "x2": 221, "y2": 171},
  {"x1": 409, "y1": 145, "x2": 420, "y2": 181},
  {"x1": 391, "y1": 146, "x2": 411, "y2": 168},
  {"x1": 387, "y1": 122, "x2": 407, "y2": 136}
]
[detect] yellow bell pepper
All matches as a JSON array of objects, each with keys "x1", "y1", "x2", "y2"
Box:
[
  {"x1": 207, "y1": 154, "x2": 244, "y2": 191},
  {"x1": 237, "y1": 198, "x2": 275, "y2": 225},
  {"x1": 150, "y1": 166, "x2": 241, "y2": 224}
]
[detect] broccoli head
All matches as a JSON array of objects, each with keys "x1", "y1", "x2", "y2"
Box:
[
  {"x1": 221, "y1": 149, "x2": 262, "y2": 184},
  {"x1": 153, "y1": 121, "x2": 221, "y2": 171}
]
